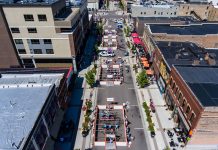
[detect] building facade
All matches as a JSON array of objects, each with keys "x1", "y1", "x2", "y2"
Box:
[
  {"x1": 131, "y1": 3, "x2": 178, "y2": 18},
  {"x1": 1, "y1": 0, "x2": 89, "y2": 68},
  {"x1": 0, "y1": 68, "x2": 73, "y2": 150},
  {"x1": 166, "y1": 65, "x2": 218, "y2": 148},
  {"x1": 87, "y1": 0, "x2": 99, "y2": 11},
  {"x1": 0, "y1": 6, "x2": 21, "y2": 68}
]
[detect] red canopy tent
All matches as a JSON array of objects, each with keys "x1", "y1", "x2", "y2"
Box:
[
  {"x1": 133, "y1": 37, "x2": 141, "y2": 45},
  {"x1": 131, "y1": 33, "x2": 139, "y2": 38}
]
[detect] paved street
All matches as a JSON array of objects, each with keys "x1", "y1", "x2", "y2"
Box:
[{"x1": 93, "y1": 13, "x2": 149, "y2": 150}]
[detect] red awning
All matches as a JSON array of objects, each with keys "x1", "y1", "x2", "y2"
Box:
[
  {"x1": 133, "y1": 37, "x2": 141, "y2": 45},
  {"x1": 131, "y1": 33, "x2": 139, "y2": 38}
]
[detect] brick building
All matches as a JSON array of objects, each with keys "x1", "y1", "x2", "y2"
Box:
[{"x1": 165, "y1": 65, "x2": 218, "y2": 148}]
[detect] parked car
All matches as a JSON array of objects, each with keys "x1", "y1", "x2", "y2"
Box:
[{"x1": 99, "y1": 51, "x2": 115, "y2": 57}]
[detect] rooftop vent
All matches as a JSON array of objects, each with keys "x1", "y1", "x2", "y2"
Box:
[{"x1": 205, "y1": 53, "x2": 216, "y2": 65}]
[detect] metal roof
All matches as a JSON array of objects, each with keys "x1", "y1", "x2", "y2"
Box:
[
  {"x1": 0, "y1": 73, "x2": 64, "y2": 149},
  {"x1": 149, "y1": 23, "x2": 218, "y2": 35},
  {"x1": 175, "y1": 66, "x2": 218, "y2": 107}
]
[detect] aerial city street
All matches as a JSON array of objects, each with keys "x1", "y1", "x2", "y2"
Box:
[{"x1": 1, "y1": 0, "x2": 218, "y2": 149}]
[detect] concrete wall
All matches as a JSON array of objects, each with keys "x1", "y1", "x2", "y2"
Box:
[
  {"x1": 0, "y1": 6, "x2": 21, "y2": 68},
  {"x1": 131, "y1": 4, "x2": 178, "y2": 18}
]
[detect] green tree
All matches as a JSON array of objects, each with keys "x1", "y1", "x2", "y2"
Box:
[
  {"x1": 106, "y1": 0, "x2": 109, "y2": 8},
  {"x1": 85, "y1": 70, "x2": 95, "y2": 88},
  {"x1": 136, "y1": 70, "x2": 149, "y2": 88},
  {"x1": 119, "y1": 0, "x2": 124, "y2": 10}
]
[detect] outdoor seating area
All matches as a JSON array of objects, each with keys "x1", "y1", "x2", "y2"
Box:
[
  {"x1": 99, "y1": 27, "x2": 117, "y2": 51},
  {"x1": 99, "y1": 58, "x2": 124, "y2": 86},
  {"x1": 93, "y1": 105, "x2": 128, "y2": 148},
  {"x1": 164, "y1": 128, "x2": 186, "y2": 148}
]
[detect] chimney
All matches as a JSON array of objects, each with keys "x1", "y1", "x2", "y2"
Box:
[{"x1": 192, "y1": 59, "x2": 200, "y2": 65}]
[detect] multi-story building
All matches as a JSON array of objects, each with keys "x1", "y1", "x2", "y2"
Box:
[
  {"x1": 166, "y1": 65, "x2": 218, "y2": 149},
  {"x1": 1, "y1": 0, "x2": 88, "y2": 69},
  {"x1": 131, "y1": 2, "x2": 178, "y2": 18},
  {"x1": 143, "y1": 22, "x2": 218, "y2": 49},
  {"x1": 0, "y1": 6, "x2": 22, "y2": 68},
  {"x1": 0, "y1": 68, "x2": 73, "y2": 150},
  {"x1": 150, "y1": 41, "x2": 217, "y2": 92},
  {"x1": 87, "y1": 0, "x2": 99, "y2": 11}
]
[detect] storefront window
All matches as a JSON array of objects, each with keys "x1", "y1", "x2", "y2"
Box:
[
  {"x1": 172, "y1": 82, "x2": 175, "y2": 90},
  {"x1": 175, "y1": 87, "x2": 178, "y2": 96}
]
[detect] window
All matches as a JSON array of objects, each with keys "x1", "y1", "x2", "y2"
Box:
[
  {"x1": 33, "y1": 49, "x2": 42, "y2": 54},
  {"x1": 169, "y1": 78, "x2": 172, "y2": 86},
  {"x1": 38, "y1": 14, "x2": 47, "y2": 21},
  {"x1": 144, "y1": 12, "x2": 146, "y2": 14},
  {"x1": 174, "y1": 12, "x2": 176, "y2": 15},
  {"x1": 154, "y1": 11, "x2": 156, "y2": 14},
  {"x1": 178, "y1": 93, "x2": 182, "y2": 101},
  {"x1": 46, "y1": 49, "x2": 54, "y2": 54},
  {"x1": 28, "y1": 28, "x2": 37, "y2": 33},
  {"x1": 172, "y1": 82, "x2": 175, "y2": 90},
  {"x1": 141, "y1": 12, "x2": 143, "y2": 14},
  {"x1": 161, "y1": 12, "x2": 163, "y2": 15},
  {"x1": 11, "y1": 28, "x2": 20, "y2": 33},
  {"x1": 182, "y1": 99, "x2": 186, "y2": 108},
  {"x1": 18, "y1": 49, "x2": 26, "y2": 54},
  {"x1": 186, "y1": 106, "x2": 190, "y2": 114},
  {"x1": 175, "y1": 87, "x2": 178, "y2": 96},
  {"x1": 190, "y1": 113, "x2": 195, "y2": 123},
  {"x1": 14, "y1": 39, "x2": 23, "y2": 44},
  {"x1": 31, "y1": 39, "x2": 40, "y2": 44},
  {"x1": 24, "y1": 14, "x2": 34, "y2": 21},
  {"x1": 43, "y1": 39, "x2": 52, "y2": 44}
]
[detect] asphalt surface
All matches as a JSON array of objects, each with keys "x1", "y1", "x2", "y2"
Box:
[{"x1": 93, "y1": 11, "x2": 148, "y2": 150}]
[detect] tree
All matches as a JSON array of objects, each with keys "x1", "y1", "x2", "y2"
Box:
[
  {"x1": 136, "y1": 70, "x2": 149, "y2": 88},
  {"x1": 106, "y1": 0, "x2": 109, "y2": 8},
  {"x1": 85, "y1": 70, "x2": 95, "y2": 88},
  {"x1": 94, "y1": 44, "x2": 99, "y2": 54}
]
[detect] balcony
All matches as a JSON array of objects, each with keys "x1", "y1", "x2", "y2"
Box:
[{"x1": 54, "y1": 8, "x2": 80, "y2": 27}]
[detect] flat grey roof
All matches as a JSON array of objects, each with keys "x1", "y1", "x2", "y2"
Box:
[
  {"x1": 175, "y1": 65, "x2": 218, "y2": 107},
  {"x1": 149, "y1": 23, "x2": 218, "y2": 35},
  {"x1": 0, "y1": 73, "x2": 63, "y2": 149}
]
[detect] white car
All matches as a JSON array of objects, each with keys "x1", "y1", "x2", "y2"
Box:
[{"x1": 99, "y1": 51, "x2": 115, "y2": 57}]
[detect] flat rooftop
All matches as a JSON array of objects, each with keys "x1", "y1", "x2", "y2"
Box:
[
  {"x1": 174, "y1": 65, "x2": 218, "y2": 107},
  {"x1": 0, "y1": 0, "x2": 59, "y2": 5},
  {"x1": 156, "y1": 41, "x2": 205, "y2": 68},
  {"x1": 138, "y1": 16, "x2": 199, "y2": 24},
  {"x1": 149, "y1": 23, "x2": 218, "y2": 35},
  {"x1": 0, "y1": 73, "x2": 64, "y2": 149}
]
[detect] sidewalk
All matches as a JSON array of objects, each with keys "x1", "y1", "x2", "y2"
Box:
[{"x1": 125, "y1": 35, "x2": 182, "y2": 150}]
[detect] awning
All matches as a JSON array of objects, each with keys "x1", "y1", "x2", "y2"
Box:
[
  {"x1": 143, "y1": 63, "x2": 149, "y2": 68},
  {"x1": 133, "y1": 38, "x2": 141, "y2": 45},
  {"x1": 142, "y1": 60, "x2": 148, "y2": 64},
  {"x1": 146, "y1": 69, "x2": 154, "y2": 75},
  {"x1": 131, "y1": 33, "x2": 139, "y2": 38},
  {"x1": 141, "y1": 57, "x2": 147, "y2": 61}
]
